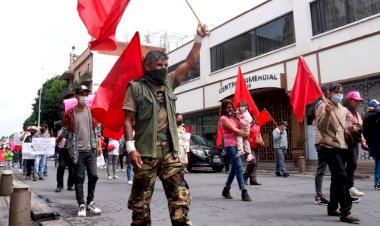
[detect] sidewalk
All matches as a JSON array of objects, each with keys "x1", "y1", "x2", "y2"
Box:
[{"x1": 0, "y1": 160, "x2": 374, "y2": 225}]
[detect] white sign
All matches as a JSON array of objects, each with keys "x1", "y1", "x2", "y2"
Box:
[
  {"x1": 22, "y1": 143, "x2": 35, "y2": 160},
  {"x1": 32, "y1": 138, "x2": 56, "y2": 156},
  {"x1": 13, "y1": 133, "x2": 22, "y2": 145},
  {"x1": 218, "y1": 73, "x2": 281, "y2": 100}
]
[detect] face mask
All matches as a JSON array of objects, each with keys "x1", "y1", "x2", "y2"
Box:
[
  {"x1": 331, "y1": 93, "x2": 343, "y2": 104},
  {"x1": 40, "y1": 128, "x2": 45, "y2": 133},
  {"x1": 176, "y1": 120, "x2": 183, "y2": 126},
  {"x1": 143, "y1": 68, "x2": 168, "y2": 85},
  {"x1": 227, "y1": 109, "x2": 234, "y2": 116},
  {"x1": 238, "y1": 106, "x2": 247, "y2": 113},
  {"x1": 78, "y1": 96, "x2": 88, "y2": 105}
]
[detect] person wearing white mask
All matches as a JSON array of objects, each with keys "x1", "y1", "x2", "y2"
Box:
[
  {"x1": 61, "y1": 85, "x2": 103, "y2": 217},
  {"x1": 316, "y1": 82, "x2": 360, "y2": 223}
]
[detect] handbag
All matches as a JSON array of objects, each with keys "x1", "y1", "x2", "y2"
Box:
[
  {"x1": 343, "y1": 129, "x2": 354, "y2": 146},
  {"x1": 336, "y1": 113, "x2": 354, "y2": 146}
]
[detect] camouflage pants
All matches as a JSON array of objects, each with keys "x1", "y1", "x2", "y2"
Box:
[{"x1": 128, "y1": 140, "x2": 192, "y2": 226}]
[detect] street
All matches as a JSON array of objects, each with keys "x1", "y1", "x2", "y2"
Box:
[{"x1": 13, "y1": 160, "x2": 380, "y2": 226}]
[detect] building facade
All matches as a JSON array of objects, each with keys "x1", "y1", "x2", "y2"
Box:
[{"x1": 168, "y1": 0, "x2": 380, "y2": 162}]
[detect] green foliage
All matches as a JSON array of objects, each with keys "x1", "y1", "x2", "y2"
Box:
[
  {"x1": 295, "y1": 136, "x2": 306, "y2": 148},
  {"x1": 23, "y1": 75, "x2": 68, "y2": 129}
]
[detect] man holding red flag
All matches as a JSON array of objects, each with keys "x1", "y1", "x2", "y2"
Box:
[{"x1": 123, "y1": 24, "x2": 208, "y2": 225}]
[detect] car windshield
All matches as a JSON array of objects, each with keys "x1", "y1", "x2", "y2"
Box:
[{"x1": 191, "y1": 134, "x2": 214, "y2": 147}]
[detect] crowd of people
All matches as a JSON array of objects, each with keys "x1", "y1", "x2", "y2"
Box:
[{"x1": 1, "y1": 22, "x2": 380, "y2": 225}]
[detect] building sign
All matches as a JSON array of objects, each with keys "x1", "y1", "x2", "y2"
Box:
[{"x1": 218, "y1": 73, "x2": 281, "y2": 100}]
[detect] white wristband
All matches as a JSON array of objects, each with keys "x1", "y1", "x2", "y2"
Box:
[
  {"x1": 125, "y1": 140, "x2": 136, "y2": 153},
  {"x1": 194, "y1": 34, "x2": 203, "y2": 43}
]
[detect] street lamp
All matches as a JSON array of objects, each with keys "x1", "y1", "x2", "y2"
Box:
[{"x1": 38, "y1": 86, "x2": 42, "y2": 127}]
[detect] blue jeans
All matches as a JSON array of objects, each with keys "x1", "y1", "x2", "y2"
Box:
[
  {"x1": 34, "y1": 154, "x2": 47, "y2": 177},
  {"x1": 125, "y1": 153, "x2": 133, "y2": 181},
  {"x1": 275, "y1": 148, "x2": 287, "y2": 174},
  {"x1": 225, "y1": 146, "x2": 245, "y2": 190},
  {"x1": 375, "y1": 156, "x2": 380, "y2": 186}
]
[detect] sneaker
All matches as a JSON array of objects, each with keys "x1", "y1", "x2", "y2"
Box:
[
  {"x1": 18, "y1": 169, "x2": 23, "y2": 172},
  {"x1": 68, "y1": 186, "x2": 74, "y2": 191},
  {"x1": 108, "y1": 176, "x2": 112, "y2": 180},
  {"x1": 128, "y1": 180, "x2": 133, "y2": 185},
  {"x1": 349, "y1": 187, "x2": 364, "y2": 197},
  {"x1": 87, "y1": 201, "x2": 101, "y2": 215},
  {"x1": 55, "y1": 187, "x2": 62, "y2": 193},
  {"x1": 121, "y1": 169, "x2": 125, "y2": 172},
  {"x1": 375, "y1": 184, "x2": 380, "y2": 190},
  {"x1": 33, "y1": 176, "x2": 38, "y2": 181},
  {"x1": 246, "y1": 154, "x2": 254, "y2": 162},
  {"x1": 113, "y1": 175, "x2": 119, "y2": 179},
  {"x1": 39, "y1": 177, "x2": 44, "y2": 180},
  {"x1": 314, "y1": 193, "x2": 329, "y2": 205},
  {"x1": 116, "y1": 169, "x2": 119, "y2": 172},
  {"x1": 77, "y1": 204, "x2": 86, "y2": 217},
  {"x1": 351, "y1": 197, "x2": 361, "y2": 203}
]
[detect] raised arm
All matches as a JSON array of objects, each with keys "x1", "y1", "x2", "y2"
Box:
[{"x1": 174, "y1": 24, "x2": 208, "y2": 84}]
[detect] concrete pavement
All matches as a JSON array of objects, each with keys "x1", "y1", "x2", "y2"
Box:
[{"x1": 1, "y1": 160, "x2": 379, "y2": 225}]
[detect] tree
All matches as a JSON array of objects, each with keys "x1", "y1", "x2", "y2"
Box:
[{"x1": 23, "y1": 75, "x2": 68, "y2": 131}]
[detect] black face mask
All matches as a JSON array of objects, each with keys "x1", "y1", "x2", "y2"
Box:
[
  {"x1": 40, "y1": 129, "x2": 45, "y2": 133},
  {"x1": 143, "y1": 68, "x2": 168, "y2": 86},
  {"x1": 177, "y1": 120, "x2": 183, "y2": 126}
]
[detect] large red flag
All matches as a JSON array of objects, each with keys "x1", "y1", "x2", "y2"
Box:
[
  {"x1": 256, "y1": 109, "x2": 272, "y2": 126},
  {"x1": 233, "y1": 67, "x2": 260, "y2": 115},
  {"x1": 91, "y1": 32, "x2": 143, "y2": 138},
  {"x1": 77, "y1": 0, "x2": 131, "y2": 51},
  {"x1": 289, "y1": 56, "x2": 323, "y2": 122}
]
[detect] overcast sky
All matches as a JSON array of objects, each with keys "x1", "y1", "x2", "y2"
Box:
[{"x1": 0, "y1": 0, "x2": 265, "y2": 137}]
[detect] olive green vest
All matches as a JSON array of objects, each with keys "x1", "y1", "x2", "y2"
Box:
[{"x1": 130, "y1": 79, "x2": 179, "y2": 158}]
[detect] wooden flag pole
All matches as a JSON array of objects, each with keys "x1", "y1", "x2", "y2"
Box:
[
  {"x1": 185, "y1": 0, "x2": 202, "y2": 24},
  {"x1": 264, "y1": 108, "x2": 279, "y2": 128}
]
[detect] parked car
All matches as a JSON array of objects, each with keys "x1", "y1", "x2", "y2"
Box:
[{"x1": 187, "y1": 134, "x2": 224, "y2": 172}]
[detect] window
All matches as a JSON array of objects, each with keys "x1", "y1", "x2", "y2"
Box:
[
  {"x1": 311, "y1": 0, "x2": 380, "y2": 35},
  {"x1": 210, "y1": 13, "x2": 295, "y2": 72},
  {"x1": 168, "y1": 60, "x2": 200, "y2": 82}
]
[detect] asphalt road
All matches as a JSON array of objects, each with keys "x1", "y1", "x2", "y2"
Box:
[{"x1": 13, "y1": 160, "x2": 380, "y2": 226}]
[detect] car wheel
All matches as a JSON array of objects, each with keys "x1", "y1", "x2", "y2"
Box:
[
  {"x1": 212, "y1": 165, "x2": 224, "y2": 172},
  {"x1": 187, "y1": 164, "x2": 193, "y2": 173}
]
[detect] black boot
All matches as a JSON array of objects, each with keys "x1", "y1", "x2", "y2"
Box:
[
  {"x1": 222, "y1": 187, "x2": 233, "y2": 199},
  {"x1": 241, "y1": 189, "x2": 252, "y2": 202}
]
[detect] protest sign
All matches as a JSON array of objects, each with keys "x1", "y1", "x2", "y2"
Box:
[
  {"x1": 22, "y1": 143, "x2": 35, "y2": 160},
  {"x1": 31, "y1": 138, "x2": 56, "y2": 156}
]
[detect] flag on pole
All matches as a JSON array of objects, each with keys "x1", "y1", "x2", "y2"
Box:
[
  {"x1": 289, "y1": 56, "x2": 323, "y2": 122},
  {"x1": 77, "y1": 0, "x2": 131, "y2": 51},
  {"x1": 233, "y1": 67, "x2": 260, "y2": 115},
  {"x1": 256, "y1": 109, "x2": 272, "y2": 126},
  {"x1": 91, "y1": 32, "x2": 143, "y2": 138}
]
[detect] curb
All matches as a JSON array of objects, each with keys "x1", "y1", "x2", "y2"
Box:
[{"x1": 6, "y1": 180, "x2": 72, "y2": 226}]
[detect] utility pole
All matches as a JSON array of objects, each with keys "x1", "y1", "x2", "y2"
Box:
[
  {"x1": 38, "y1": 68, "x2": 44, "y2": 127},
  {"x1": 38, "y1": 86, "x2": 42, "y2": 127}
]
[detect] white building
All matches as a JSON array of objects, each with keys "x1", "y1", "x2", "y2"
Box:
[{"x1": 166, "y1": 0, "x2": 380, "y2": 162}]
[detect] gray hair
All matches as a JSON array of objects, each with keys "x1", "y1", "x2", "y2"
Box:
[{"x1": 143, "y1": 51, "x2": 168, "y2": 66}]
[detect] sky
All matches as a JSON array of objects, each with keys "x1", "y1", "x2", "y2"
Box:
[{"x1": 0, "y1": 0, "x2": 265, "y2": 137}]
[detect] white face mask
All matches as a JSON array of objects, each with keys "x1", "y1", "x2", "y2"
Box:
[
  {"x1": 238, "y1": 106, "x2": 247, "y2": 113},
  {"x1": 78, "y1": 96, "x2": 88, "y2": 105},
  {"x1": 331, "y1": 93, "x2": 343, "y2": 104}
]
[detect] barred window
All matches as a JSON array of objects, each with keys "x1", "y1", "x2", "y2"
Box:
[{"x1": 311, "y1": 0, "x2": 380, "y2": 35}]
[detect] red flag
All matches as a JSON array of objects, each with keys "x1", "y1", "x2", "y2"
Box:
[
  {"x1": 77, "y1": 0, "x2": 131, "y2": 51},
  {"x1": 91, "y1": 32, "x2": 143, "y2": 135},
  {"x1": 289, "y1": 56, "x2": 323, "y2": 122},
  {"x1": 215, "y1": 122, "x2": 223, "y2": 148},
  {"x1": 256, "y1": 109, "x2": 272, "y2": 126},
  {"x1": 233, "y1": 67, "x2": 260, "y2": 115},
  {"x1": 103, "y1": 127, "x2": 123, "y2": 141}
]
